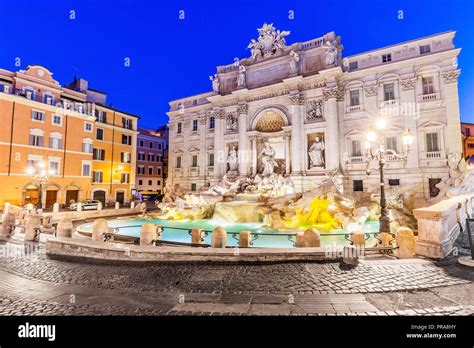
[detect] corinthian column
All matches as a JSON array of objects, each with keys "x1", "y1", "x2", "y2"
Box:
[
  {"x1": 250, "y1": 136, "x2": 257, "y2": 176},
  {"x1": 213, "y1": 109, "x2": 225, "y2": 178},
  {"x1": 284, "y1": 131, "x2": 291, "y2": 175},
  {"x1": 323, "y1": 86, "x2": 343, "y2": 170},
  {"x1": 237, "y1": 103, "x2": 249, "y2": 177},
  {"x1": 289, "y1": 93, "x2": 305, "y2": 174},
  {"x1": 198, "y1": 114, "x2": 207, "y2": 181}
]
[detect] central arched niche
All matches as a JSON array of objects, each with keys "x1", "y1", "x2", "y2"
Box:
[{"x1": 255, "y1": 110, "x2": 285, "y2": 132}]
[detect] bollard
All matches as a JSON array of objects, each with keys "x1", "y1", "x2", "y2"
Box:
[
  {"x1": 239, "y1": 230, "x2": 252, "y2": 248},
  {"x1": 377, "y1": 232, "x2": 393, "y2": 247},
  {"x1": 131, "y1": 201, "x2": 135, "y2": 209},
  {"x1": 342, "y1": 245, "x2": 359, "y2": 265},
  {"x1": 156, "y1": 225, "x2": 163, "y2": 241},
  {"x1": 395, "y1": 227, "x2": 415, "y2": 259},
  {"x1": 140, "y1": 222, "x2": 157, "y2": 246},
  {"x1": 24, "y1": 215, "x2": 41, "y2": 242},
  {"x1": 91, "y1": 218, "x2": 108, "y2": 241},
  {"x1": 295, "y1": 232, "x2": 305, "y2": 247},
  {"x1": 76, "y1": 203, "x2": 82, "y2": 212},
  {"x1": 115, "y1": 202, "x2": 120, "y2": 210},
  {"x1": 56, "y1": 219, "x2": 73, "y2": 238},
  {"x1": 304, "y1": 229, "x2": 321, "y2": 247},
  {"x1": 53, "y1": 203, "x2": 60, "y2": 213},
  {"x1": 191, "y1": 229, "x2": 204, "y2": 244},
  {"x1": 97, "y1": 202, "x2": 103, "y2": 211},
  {"x1": 351, "y1": 232, "x2": 366, "y2": 246},
  {"x1": 211, "y1": 227, "x2": 227, "y2": 248},
  {"x1": 0, "y1": 212, "x2": 16, "y2": 237}
]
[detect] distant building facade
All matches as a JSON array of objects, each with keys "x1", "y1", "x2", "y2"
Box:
[
  {"x1": 0, "y1": 65, "x2": 138, "y2": 209},
  {"x1": 167, "y1": 25, "x2": 463, "y2": 204},
  {"x1": 136, "y1": 127, "x2": 168, "y2": 194},
  {"x1": 461, "y1": 122, "x2": 474, "y2": 164}
]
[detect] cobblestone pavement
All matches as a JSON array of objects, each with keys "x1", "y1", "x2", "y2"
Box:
[{"x1": 0, "y1": 239, "x2": 473, "y2": 316}]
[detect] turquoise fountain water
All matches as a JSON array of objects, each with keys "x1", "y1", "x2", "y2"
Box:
[{"x1": 77, "y1": 217, "x2": 379, "y2": 248}]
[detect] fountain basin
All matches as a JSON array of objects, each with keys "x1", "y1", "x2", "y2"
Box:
[{"x1": 76, "y1": 217, "x2": 379, "y2": 248}]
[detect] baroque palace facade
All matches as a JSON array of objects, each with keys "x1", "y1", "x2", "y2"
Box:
[
  {"x1": 0, "y1": 65, "x2": 138, "y2": 209},
  {"x1": 167, "y1": 24, "x2": 462, "y2": 203}
]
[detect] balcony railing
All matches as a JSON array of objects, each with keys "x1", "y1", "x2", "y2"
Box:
[
  {"x1": 418, "y1": 93, "x2": 440, "y2": 102},
  {"x1": 349, "y1": 156, "x2": 364, "y2": 163},
  {"x1": 0, "y1": 87, "x2": 91, "y2": 115},
  {"x1": 346, "y1": 104, "x2": 362, "y2": 113},
  {"x1": 426, "y1": 151, "x2": 442, "y2": 159},
  {"x1": 380, "y1": 99, "x2": 398, "y2": 109}
]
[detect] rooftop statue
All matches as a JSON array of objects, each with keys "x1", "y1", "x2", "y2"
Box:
[
  {"x1": 209, "y1": 74, "x2": 219, "y2": 93},
  {"x1": 247, "y1": 23, "x2": 290, "y2": 59}
]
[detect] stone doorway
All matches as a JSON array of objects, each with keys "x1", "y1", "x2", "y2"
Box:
[
  {"x1": 24, "y1": 187, "x2": 39, "y2": 206},
  {"x1": 116, "y1": 191, "x2": 125, "y2": 205},
  {"x1": 65, "y1": 190, "x2": 79, "y2": 206},
  {"x1": 93, "y1": 190, "x2": 106, "y2": 205},
  {"x1": 45, "y1": 190, "x2": 58, "y2": 208}
]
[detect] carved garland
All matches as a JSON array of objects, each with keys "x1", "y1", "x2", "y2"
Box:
[
  {"x1": 442, "y1": 69, "x2": 460, "y2": 84},
  {"x1": 364, "y1": 85, "x2": 378, "y2": 97},
  {"x1": 400, "y1": 78, "x2": 416, "y2": 90}
]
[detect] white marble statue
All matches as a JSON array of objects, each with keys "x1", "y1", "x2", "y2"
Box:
[
  {"x1": 226, "y1": 146, "x2": 238, "y2": 172},
  {"x1": 308, "y1": 136, "x2": 325, "y2": 168},
  {"x1": 324, "y1": 41, "x2": 337, "y2": 66},
  {"x1": 248, "y1": 23, "x2": 290, "y2": 58},
  {"x1": 237, "y1": 64, "x2": 246, "y2": 88},
  {"x1": 258, "y1": 141, "x2": 278, "y2": 176},
  {"x1": 209, "y1": 74, "x2": 219, "y2": 93},
  {"x1": 289, "y1": 50, "x2": 299, "y2": 74}
]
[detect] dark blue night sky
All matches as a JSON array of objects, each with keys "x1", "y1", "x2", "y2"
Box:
[{"x1": 1, "y1": 0, "x2": 473, "y2": 127}]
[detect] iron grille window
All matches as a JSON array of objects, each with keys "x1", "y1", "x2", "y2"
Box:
[
  {"x1": 420, "y1": 45, "x2": 431, "y2": 54},
  {"x1": 353, "y1": 180, "x2": 364, "y2": 192},
  {"x1": 382, "y1": 54, "x2": 392, "y2": 63}
]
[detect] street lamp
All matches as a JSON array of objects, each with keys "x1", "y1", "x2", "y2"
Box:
[
  {"x1": 26, "y1": 161, "x2": 55, "y2": 210},
  {"x1": 364, "y1": 118, "x2": 414, "y2": 235}
]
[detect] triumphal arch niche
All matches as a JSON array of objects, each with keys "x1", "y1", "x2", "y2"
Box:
[{"x1": 249, "y1": 107, "x2": 292, "y2": 176}]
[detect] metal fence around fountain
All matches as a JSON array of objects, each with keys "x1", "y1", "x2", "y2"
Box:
[{"x1": 105, "y1": 224, "x2": 382, "y2": 248}]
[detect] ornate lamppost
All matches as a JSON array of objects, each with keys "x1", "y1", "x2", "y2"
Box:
[
  {"x1": 26, "y1": 161, "x2": 54, "y2": 210},
  {"x1": 364, "y1": 117, "x2": 414, "y2": 235}
]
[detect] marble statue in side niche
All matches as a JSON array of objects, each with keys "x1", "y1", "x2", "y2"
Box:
[
  {"x1": 226, "y1": 146, "x2": 238, "y2": 173},
  {"x1": 308, "y1": 136, "x2": 325, "y2": 168}
]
